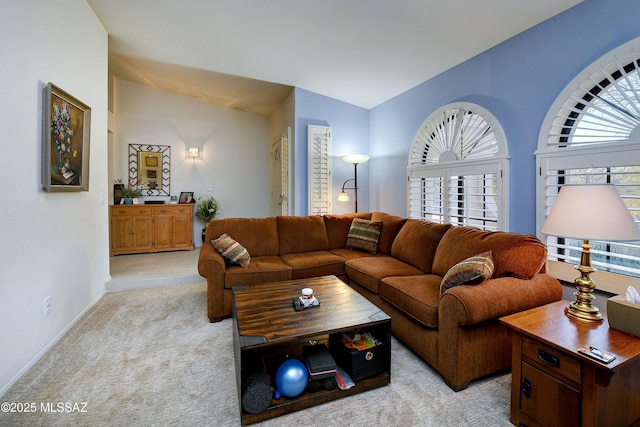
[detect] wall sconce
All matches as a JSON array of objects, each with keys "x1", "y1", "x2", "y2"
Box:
[
  {"x1": 338, "y1": 154, "x2": 370, "y2": 212},
  {"x1": 188, "y1": 148, "x2": 200, "y2": 164}
]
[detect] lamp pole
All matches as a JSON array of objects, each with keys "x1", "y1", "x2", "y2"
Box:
[
  {"x1": 353, "y1": 162, "x2": 359, "y2": 213},
  {"x1": 339, "y1": 154, "x2": 370, "y2": 213}
]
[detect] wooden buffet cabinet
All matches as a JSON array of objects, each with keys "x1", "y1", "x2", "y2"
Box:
[
  {"x1": 109, "y1": 204, "x2": 194, "y2": 256},
  {"x1": 501, "y1": 300, "x2": 640, "y2": 427}
]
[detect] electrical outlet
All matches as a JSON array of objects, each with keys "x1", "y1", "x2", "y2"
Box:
[
  {"x1": 44, "y1": 296, "x2": 51, "y2": 316},
  {"x1": 206, "y1": 185, "x2": 214, "y2": 193}
]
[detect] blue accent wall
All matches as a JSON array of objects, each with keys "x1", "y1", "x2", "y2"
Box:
[
  {"x1": 295, "y1": 0, "x2": 640, "y2": 231},
  {"x1": 369, "y1": 0, "x2": 640, "y2": 232},
  {"x1": 294, "y1": 88, "x2": 369, "y2": 215}
]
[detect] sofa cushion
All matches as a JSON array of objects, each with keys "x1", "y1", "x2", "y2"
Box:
[
  {"x1": 345, "y1": 256, "x2": 424, "y2": 294},
  {"x1": 371, "y1": 212, "x2": 408, "y2": 254},
  {"x1": 440, "y1": 251, "x2": 494, "y2": 293},
  {"x1": 212, "y1": 233, "x2": 251, "y2": 267},
  {"x1": 324, "y1": 213, "x2": 372, "y2": 249},
  {"x1": 223, "y1": 256, "x2": 292, "y2": 289},
  {"x1": 330, "y1": 248, "x2": 378, "y2": 261},
  {"x1": 206, "y1": 217, "x2": 279, "y2": 257},
  {"x1": 346, "y1": 218, "x2": 383, "y2": 254},
  {"x1": 379, "y1": 275, "x2": 442, "y2": 328},
  {"x1": 280, "y1": 251, "x2": 346, "y2": 279},
  {"x1": 278, "y1": 215, "x2": 329, "y2": 254},
  {"x1": 432, "y1": 226, "x2": 547, "y2": 279},
  {"x1": 390, "y1": 219, "x2": 452, "y2": 273}
]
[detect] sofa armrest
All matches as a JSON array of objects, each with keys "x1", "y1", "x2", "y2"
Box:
[
  {"x1": 439, "y1": 274, "x2": 562, "y2": 326},
  {"x1": 197, "y1": 242, "x2": 227, "y2": 321}
]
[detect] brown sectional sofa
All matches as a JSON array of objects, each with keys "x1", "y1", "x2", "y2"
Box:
[{"x1": 198, "y1": 212, "x2": 562, "y2": 390}]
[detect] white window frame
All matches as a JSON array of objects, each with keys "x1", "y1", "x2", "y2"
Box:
[
  {"x1": 536, "y1": 37, "x2": 640, "y2": 295},
  {"x1": 407, "y1": 102, "x2": 510, "y2": 230}
]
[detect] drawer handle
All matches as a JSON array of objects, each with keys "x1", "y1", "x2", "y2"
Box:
[
  {"x1": 522, "y1": 378, "x2": 531, "y2": 398},
  {"x1": 538, "y1": 349, "x2": 560, "y2": 368}
]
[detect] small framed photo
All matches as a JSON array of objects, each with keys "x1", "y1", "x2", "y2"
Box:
[
  {"x1": 145, "y1": 156, "x2": 158, "y2": 167},
  {"x1": 179, "y1": 192, "x2": 194, "y2": 203},
  {"x1": 42, "y1": 83, "x2": 91, "y2": 192}
]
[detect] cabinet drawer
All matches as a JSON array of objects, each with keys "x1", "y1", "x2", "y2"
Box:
[
  {"x1": 111, "y1": 207, "x2": 151, "y2": 216},
  {"x1": 522, "y1": 336, "x2": 581, "y2": 384},
  {"x1": 152, "y1": 205, "x2": 191, "y2": 215}
]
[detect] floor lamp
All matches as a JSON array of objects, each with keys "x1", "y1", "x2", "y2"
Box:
[
  {"x1": 541, "y1": 184, "x2": 640, "y2": 321},
  {"x1": 337, "y1": 154, "x2": 370, "y2": 213}
]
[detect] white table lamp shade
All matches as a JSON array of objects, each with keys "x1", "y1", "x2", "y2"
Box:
[{"x1": 542, "y1": 184, "x2": 640, "y2": 241}]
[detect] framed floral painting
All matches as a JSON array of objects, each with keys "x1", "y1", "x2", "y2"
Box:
[{"x1": 42, "y1": 83, "x2": 91, "y2": 192}]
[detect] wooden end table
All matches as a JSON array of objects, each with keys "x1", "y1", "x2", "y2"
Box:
[
  {"x1": 233, "y1": 275, "x2": 391, "y2": 425},
  {"x1": 500, "y1": 300, "x2": 640, "y2": 427}
]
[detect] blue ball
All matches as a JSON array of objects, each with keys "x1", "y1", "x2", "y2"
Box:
[{"x1": 275, "y1": 359, "x2": 308, "y2": 398}]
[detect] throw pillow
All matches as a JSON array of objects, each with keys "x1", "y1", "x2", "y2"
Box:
[
  {"x1": 440, "y1": 251, "x2": 494, "y2": 293},
  {"x1": 346, "y1": 218, "x2": 383, "y2": 254},
  {"x1": 212, "y1": 233, "x2": 251, "y2": 268}
]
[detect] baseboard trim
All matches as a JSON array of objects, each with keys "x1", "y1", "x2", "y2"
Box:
[
  {"x1": 105, "y1": 274, "x2": 203, "y2": 292},
  {"x1": 0, "y1": 290, "x2": 105, "y2": 398}
]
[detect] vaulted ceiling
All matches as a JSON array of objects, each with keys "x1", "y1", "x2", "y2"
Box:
[{"x1": 88, "y1": 0, "x2": 583, "y2": 116}]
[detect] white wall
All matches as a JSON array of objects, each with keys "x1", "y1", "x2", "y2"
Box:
[
  {"x1": 0, "y1": 0, "x2": 109, "y2": 395},
  {"x1": 112, "y1": 79, "x2": 272, "y2": 240}
]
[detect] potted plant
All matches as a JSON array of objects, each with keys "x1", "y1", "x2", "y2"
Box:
[
  {"x1": 195, "y1": 196, "x2": 220, "y2": 242},
  {"x1": 114, "y1": 181, "x2": 143, "y2": 204}
]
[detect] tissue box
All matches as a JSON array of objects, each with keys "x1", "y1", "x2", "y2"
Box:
[{"x1": 607, "y1": 295, "x2": 640, "y2": 337}]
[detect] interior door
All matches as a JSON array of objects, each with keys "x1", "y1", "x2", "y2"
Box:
[{"x1": 271, "y1": 127, "x2": 290, "y2": 216}]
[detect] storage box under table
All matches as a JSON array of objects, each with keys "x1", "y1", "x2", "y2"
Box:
[{"x1": 330, "y1": 334, "x2": 387, "y2": 382}]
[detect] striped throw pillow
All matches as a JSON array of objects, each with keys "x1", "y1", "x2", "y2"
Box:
[
  {"x1": 346, "y1": 219, "x2": 383, "y2": 254},
  {"x1": 440, "y1": 251, "x2": 494, "y2": 293},
  {"x1": 212, "y1": 233, "x2": 251, "y2": 268}
]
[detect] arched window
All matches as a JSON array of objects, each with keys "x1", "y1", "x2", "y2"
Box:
[
  {"x1": 537, "y1": 36, "x2": 640, "y2": 293},
  {"x1": 407, "y1": 102, "x2": 510, "y2": 231}
]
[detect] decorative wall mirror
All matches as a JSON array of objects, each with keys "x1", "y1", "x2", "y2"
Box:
[{"x1": 128, "y1": 144, "x2": 171, "y2": 196}]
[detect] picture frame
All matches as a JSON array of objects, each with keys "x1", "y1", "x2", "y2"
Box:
[
  {"x1": 42, "y1": 83, "x2": 91, "y2": 192},
  {"x1": 179, "y1": 192, "x2": 194, "y2": 204},
  {"x1": 128, "y1": 144, "x2": 171, "y2": 196}
]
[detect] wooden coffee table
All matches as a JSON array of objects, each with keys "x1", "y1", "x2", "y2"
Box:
[{"x1": 232, "y1": 275, "x2": 391, "y2": 425}]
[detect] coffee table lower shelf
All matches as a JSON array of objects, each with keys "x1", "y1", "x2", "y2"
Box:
[
  {"x1": 241, "y1": 372, "x2": 390, "y2": 425},
  {"x1": 232, "y1": 276, "x2": 392, "y2": 425}
]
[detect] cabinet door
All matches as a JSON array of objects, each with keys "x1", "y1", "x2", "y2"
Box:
[
  {"x1": 154, "y1": 214, "x2": 173, "y2": 250},
  {"x1": 132, "y1": 215, "x2": 153, "y2": 251},
  {"x1": 111, "y1": 216, "x2": 134, "y2": 254},
  {"x1": 172, "y1": 214, "x2": 192, "y2": 249},
  {"x1": 520, "y1": 362, "x2": 580, "y2": 427}
]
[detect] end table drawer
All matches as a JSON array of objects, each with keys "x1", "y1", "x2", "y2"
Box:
[{"x1": 522, "y1": 336, "x2": 581, "y2": 384}]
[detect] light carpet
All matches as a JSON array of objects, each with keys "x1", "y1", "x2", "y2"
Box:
[{"x1": 1, "y1": 283, "x2": 513, "y2": 426}]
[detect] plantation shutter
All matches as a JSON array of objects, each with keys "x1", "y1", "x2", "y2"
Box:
[
  {"x1": 408, "y1": 164, "x2": 500, "y2": 231},
  {"x1": 447, "y1": 170, "x2": 499, "y2": 231},
  {"x1": 308, "y1": 125, "x2": 332, "y2": 215},
  {"x1": 408, "y1": 171, "x2": 444, "y2": 223},
  {"x1": 280, "y1": 127, "x2": 290, "y2": 215},
  {"x1": 538, "y1": 149, "x2": 640, "y2": 277},
  {"x1": 407, "y1": 102, "x2": 509, "y2": 230}
]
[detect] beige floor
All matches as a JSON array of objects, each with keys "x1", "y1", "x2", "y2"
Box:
[{"x1": 107, "y1": 249, "x2": 202, "y2": 291}]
